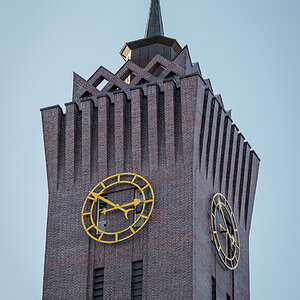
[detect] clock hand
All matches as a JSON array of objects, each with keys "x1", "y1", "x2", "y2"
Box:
[
  {"x1": 97, "y1": 195, "x2": 118, "y2": 208},
  {"x1": 102, "y1": 198, "x2": 141, "y2": 214},
  {"x1": 219, "y1": 224, "x2": 228, "y2": 233},
  {"x1": 219, "y1": 206, "x2": 230, "y2": 231},
  {"x1": 97, "y1": 195, "x2": 132, "y2": 219}
]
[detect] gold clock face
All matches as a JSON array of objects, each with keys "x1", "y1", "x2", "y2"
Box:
[
  {"x1": 211, "y1": 193, "x2": 240, "y2": 270},
  {"x1": 81, "y1": 173, "x2": 154, "y2": 244}
]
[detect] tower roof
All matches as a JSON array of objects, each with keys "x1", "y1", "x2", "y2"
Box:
[
  {"x1": 145, "y1": 0, "x2": 164, "y2": 38},
  {"x1": 120, "y1": 0, "x2": 181, "y2": 67}
]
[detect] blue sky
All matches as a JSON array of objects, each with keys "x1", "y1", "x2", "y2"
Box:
[{"x1": 0, "y1": 0, "x2": 299, "y2": 299}]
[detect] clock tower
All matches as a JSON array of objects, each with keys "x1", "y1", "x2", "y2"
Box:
[{"x1": 41, "y1": 0, "x2": 260, "y2": 299}]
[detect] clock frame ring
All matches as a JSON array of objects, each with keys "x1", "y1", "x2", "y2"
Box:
[
  {"x1": 211, "y1": 193, "x2": 240, "y2": 270},
  {"x1": 81, "y1": 173, "x2": 155, "y2": 244}
]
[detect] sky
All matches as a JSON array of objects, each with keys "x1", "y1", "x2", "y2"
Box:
[{"x1": 0, "y1": 0, "x2": 299, "y2": 299}]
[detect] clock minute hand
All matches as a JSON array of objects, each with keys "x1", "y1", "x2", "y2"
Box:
[{"x1": 97, "y1": 195, "x2": 118, "y2": 208}]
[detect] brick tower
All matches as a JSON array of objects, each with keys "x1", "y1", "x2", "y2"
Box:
[{"x1": 41, "y1": 0, "x2": 260, "y2": 299}]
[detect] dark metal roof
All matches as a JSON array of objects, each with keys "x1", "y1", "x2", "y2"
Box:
[
  {"x1": 145, "y1": 0, "x2": 164, "y2": 38},
  {"x1": 120, "y1": 36, "x2": 182, "y2": 60}
]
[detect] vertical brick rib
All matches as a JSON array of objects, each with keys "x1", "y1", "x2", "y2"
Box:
[
  {"x1": 82, "y1": 99, "x2": 94, "y2": 184},
  {"x1": 207, "y1": 100, "x2": 219, "y2": 181},
  {"x1": 41, "y1": 105, "x2": 63, "y2": 194},
  {"x1": 226, "y1": 124, "x2": 238, "y2": 204},
  {"x1": 180, "y1": 74, "x2": 201, "y2": 165},
  {"x1": 65, "y1": 102, "x2": 79, "y2": 188},
  {"x1": 199, "y1": 90, "x2": 213, "y2": 176},
  {"x1": 225, "y1": 123, "x2": 234, "y2": 196},
  {"x1": 124, "y1": 96, "x2": 132, "y2": 172},
  {"x1": 131, "y1": 87, "x2": 143, "y2": 173},
  {"x1": 114, "y1": 91, "x2": 126, "y2": 173},
  {"x1": 219, "y1": 116, "x2": 231, "y2": 192},
  {"x1": 174, "y1": 87, "x2": 183, "y2": 163},
  {"x1": 205, "y1": 96, "x2": 215, "y2": 178},
  {"x1": 91, "y1": 106, "x2": 98, "y2": 183},
  {"x1": 212, "y1": 105, "x2": 222, "y2": 186},
  {"x1": 164, "y1": 79, "x2": 176, "y2": 169},
  {"x1": 147, "y1": 83, "x2": 159, "y2": 170},
  {"x1": 232, "y1": 133, "x2": 244, "y2": 215},
  {"x1": 198, "y1": 89, "x2": 209, "y2": 171},
  {"x1": 75, "y1": 111, "x2": 82, "y2": 184},
  {"x1": 245, "y1": 151, "x2": 253, "y2": 229},
  {"x1": 214, "y1": 108, "x2": 226, "y2": 190},
  {"x1": 237, "y1": 139, "x2": 248, "y2": 220},
  {"x1": 97, "y1": 95, "x2": 110, "y2": 178},
  {"x1": 240, "y1": 142, "x2": 250, "y2": 223},
  {"x1": 107, "y1": 101, "x2": 115, "y2": 176},
  {"x1": 246, "y1": 151, "x2": 260, "y2": 232},
  {"x1": 141, "y1": 93, "x2": 149, "y2": 171},
  {"x1": 157, "y1": 90, "x2": 166, "y2": 168},
  {"x1": 58, "y1": 114, "x2": 66, "y2": 187}
]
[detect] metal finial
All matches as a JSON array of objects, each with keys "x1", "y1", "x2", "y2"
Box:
[{"x1": 145, "y1": 0, "x2": 164, "y2": 38}]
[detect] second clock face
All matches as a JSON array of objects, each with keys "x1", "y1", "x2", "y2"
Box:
[
  {"x1": 211, "y1": 193, "x2": 240, "y2": 270},
  {"x1": 81, "y1": 173, "x2": 155, "y2": 244}
]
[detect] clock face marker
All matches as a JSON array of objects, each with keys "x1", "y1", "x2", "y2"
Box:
[
  {"x1": 141, "y1": 184, "x2": 149, "y2": 190},
  {"x1": 144, "y1": 199, "x2": 154, "y2": 203},
  {"x1": 88, "y1": 195, "x2": 97, "y2": 202},
  {"x1": 131, "y1": 175, "x2": 137, "y2": 183},
  {"x1": 82, "y1": 212, "x2": 92, "y2": 216},
  {"x1": 87, "y1": 225, "x2": 94, "y2": 231},
  {"x1": 82, "y1": 173, "x2": 155, "y2": 244},
  {"x1": 98, "y1": 232, "x2": 104, "y2": 241}
]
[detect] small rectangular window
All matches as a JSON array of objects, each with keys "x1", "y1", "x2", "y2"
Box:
[
  {"x1": 94, "y1": 268, "x2": 104, "y2": 300},
  {"x1": 134, "y1": 190, "x2": 144, "y2": 228},
  {"x1": 132, "y1": 261, "x2": 143, "y2": 300},
  {"x1": 97, "y1": 197, "x2": 107, "y2": 233},
  {"x1": 212, "y1": 276, "x2": 216, "y2": 300}
]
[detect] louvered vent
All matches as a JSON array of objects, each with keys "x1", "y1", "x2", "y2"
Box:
[
  {"x1": 212, "y1": 276, "x2": 216, "y2": 300},
  {"x1": 94, "y1": 268, "x2": 104, "y2": 300},
  {"x1": 132, "y1": 261, "x2": 143, "y2": 300}
]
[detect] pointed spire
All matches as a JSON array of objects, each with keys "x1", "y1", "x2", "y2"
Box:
[{"x1": 145, "y1": 0, "x2": 164, "y2": 38}]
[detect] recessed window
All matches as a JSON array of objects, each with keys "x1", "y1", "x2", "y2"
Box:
[{"x1": 94, "y1": 268, "x2": 104, "y2": 300}]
